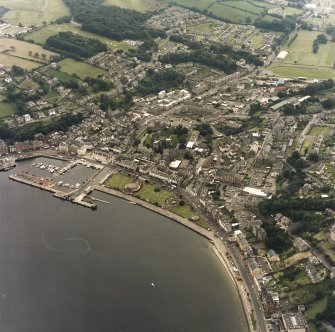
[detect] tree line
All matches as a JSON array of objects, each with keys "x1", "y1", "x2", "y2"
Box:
[
  {"x1": 45, "y1": 32, "x2": 107, "y2": 60},
  {"x1": 0, "y1": 113, "x2": 84, "y2": 142}
]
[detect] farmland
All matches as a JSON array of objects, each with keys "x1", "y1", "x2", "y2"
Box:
[
  {"x1": 1, "y1": 0, "x2": 69, "y2": 26},
  {"x1": 0, "y1": 53, "x2": 41, "y2": 71},
  {"x1": 0, "y1": 37, "x2": 57, "y2": 70},
  {"x1": 0, "y1": 38, "x2": 57, "y2": 61},
  {"x1": 57, "y1": 59, "x2": 105, "y2": 80},
  {"x1": 25, "y1": 24, "x2": 133, "y2": 51}
]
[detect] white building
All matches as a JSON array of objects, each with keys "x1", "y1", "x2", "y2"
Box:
[{"x1": 23, "y1": 114, "x2": 31, "y2": 122}]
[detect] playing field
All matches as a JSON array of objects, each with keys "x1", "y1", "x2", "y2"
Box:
[
  {"x1": 25, "y1": 24, "x2": 132, "y2": 51},
  {"x1": 283, "y1": 31, "x2": 335, "y2": 67},
  {"x1": 1, "y1": 0, "x2": 70, "y2": 26},
  {"x1": 0, "y1": 38, "x2": 57, "y2": 62},
  {"x1": 269, "y1": 64, "x2": 335, "y2": 79},
  {"x1": 57, "y1": 59, "x2": 105, "y2": 80}
]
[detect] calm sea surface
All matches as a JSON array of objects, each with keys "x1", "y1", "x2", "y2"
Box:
[{"x1": 0, "y1": 159, "x2": 247, "y2": 332}]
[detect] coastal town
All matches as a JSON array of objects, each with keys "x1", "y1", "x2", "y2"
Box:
[{"x1": 1, "y1": 0, "x2": 335, "y2": 331}]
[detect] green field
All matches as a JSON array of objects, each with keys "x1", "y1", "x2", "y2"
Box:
[
  {"x1": 309, "y1": 126, "x2": 331, "y2": 136},
  {"x1": 249, "y1": 33, "x2": 264, "y2": 49},
  {"x1": 44, "y1": 68, "x2": 77, "y2": 84},
  {"x1": 0, "y1": 37, "x2": 57, "y2": 62},
  {"x1": 209, "y1": 3, "x2": 258, "y2": 23},
  {"x1": 269, "y1": 64, "x2": 335, "y2": 79},
  {"x1": 1, "y1": 0, "x2": 70, "y2": 26},
  {"x1": 0, "y1": 103, "x2": 16, "y2": 118},
  {"x1": 284, "y1": 6, "x2": 303, "y2": 15},
  {"x1": 171, "y1": 204, "x2": 195, "y2": 218},
  {"x1": 269, "y1": 30, "x2": 335, "y2": 78},
  {"x1": 104, "y1": 0, "x2": 167, "y2": 11},
  {"x1": 57, "y1": 59, "x2": 105, "y2": 80},
  {"x1": 175, "y1": 0, "x2": 213, "y2": 10},
  {"x1": 306, "y1": 297, "x2": 328, "y2": 320},
  {"x1": 0, "y1": 53, "x2": 41, "y2": 70},
  {"x1": 283, "y1": 31, "x2": 335, "y2": 67},
  {"x1": 136, "y1": 184, "x2": 175, "y2": 206},
  {"x1": 25, "y1": 24, "x2": 132, "y2": 51},
  {"x1": 105, "y1": 174, "x2": 133, "y2": 190}
]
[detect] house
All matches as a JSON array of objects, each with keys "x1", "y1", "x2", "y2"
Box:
[
  {"x1": 238, "y1": 237, "x2": 250, "y2": 252},
  {"x1": 294, "y1": 237, "x2": 309, "y2": 252},
  {"x1": 267, "y1": 249, "x2": 280, "y2": 263},
  {"x1": 247, "y1": 257, "x2": 262, "y2": 278}
]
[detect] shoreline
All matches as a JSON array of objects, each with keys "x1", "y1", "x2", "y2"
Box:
[{"x1": 94, "y1": 184, "x2": 254, "y2": 332}]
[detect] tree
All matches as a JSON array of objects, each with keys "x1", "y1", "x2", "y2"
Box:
[
  {"x1": 34, "y1": 52, "x2": 40, "y2": 58},
  {"x1": 28, "y1": 50, "x2": 33, "y2": 56},
  {"x1": 307, "y1": 152, "x2": 319, "y2": 162},
  {"x1": 41, "y1": 53, "x2": 47, "y2": 60}
]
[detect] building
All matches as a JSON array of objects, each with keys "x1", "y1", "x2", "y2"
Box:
[
  {"x1": 282, "y1": 312, "x2": 307, "y2": 332},
  {"x1": 276, "y1": 51, "x2": 288, "y2": 61},
  {"x1": 260, "y1": 286, "x2": 277, "y2": 318},
  {"x1": 238, "y1": 237, "x2": 250, "y2": 252},
  {"x1": 247, "y1": 257, "x2": 262, "y2": 278},
  {"x1": 294, "y1": 237, "x2": 309, "y2": 252},
  {"x1": 0, "y1": 139, "x2": 8, "y2": 155},
  {"x1": 330, "y1": 224, "x2": 335, "y2": 243},
  {"x1": 23, "y1": 114, "x2": 31, "y2": 122},
  {"x1": 267, "y1": 249, "x2": 280, "y2": 263}
]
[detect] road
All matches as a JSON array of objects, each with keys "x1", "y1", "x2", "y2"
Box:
[{"x1": 179, "y1": 188, "x2": 267, "y2": 332}]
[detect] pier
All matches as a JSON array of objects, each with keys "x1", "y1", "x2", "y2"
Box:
[{"x1": 9, "y1": 173, "x2": 97, "y2": 210}]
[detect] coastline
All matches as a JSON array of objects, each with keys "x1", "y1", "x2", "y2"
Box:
[{"x1": 94, "y1": 184, "x2": 254, "y2": 332}]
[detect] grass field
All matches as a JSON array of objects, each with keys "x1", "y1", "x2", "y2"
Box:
[
  {"x1": 0, "y1": 38, "x2": 57, "y2": 64},
  {"x1": 136, "y1": 184, "x2": 175, "y2": 206},
  {"x1": 25, "y1": 24, "x2": 132, "y2": 51},
  {"x1": 0, "y1": 53, "x2": 41, "y2": 70},
  {"x1": 269, "y1": 64, "x2": 335, "y2": 79},
  {"x1": 249, "y1": 33, "x2": 264, "y2": 49},
  {"x1": 283, "y1": 31, "x2": 335, "y2": 67},
  {"x1": 269, "y1": 30, "x2": 335, "y2": 79},
  {"x1": 104, "y1": 0, "x2": 167, "y2": 11},
  {"x1": 0, "y1": 103, "x2": 16, "y2": 118},
  {"x1": 105, "y1": 174, "x2": 133, "y2": 190},
  {"x1": 1, "y1": 0, "x2": 70, "y2": 26},
  {"x1": 57, "y1": 59, "x2": 105, "y2": 80},
  {"x1": 175, "y1": 0, "x2": 214, "y2": 10},
  {"x1": 209, "y1": 3, "x2": 258, "y2": 23},
  {"x1": 309, "y1": 126, "x2": 331, "y2": 136},
  {"x1": 171, "y1": 204, "x2": 195, "y2": 219},
  {"x1": 284, "y1": 6, "x2": 303, "y2": 15},
  {"x1": 306, "y1": 297, "x2": 328, "y2": 320},
  {"x1": 44, "y1": 68, "x2": 78, "y2": 84}
]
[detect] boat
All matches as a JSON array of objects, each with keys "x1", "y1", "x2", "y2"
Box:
[
  {"x1": 150, "y1": 282, "x2": 155, "y2": 288},
  {"x1": 129, "y1": 201, "x2": 137, "y2": 205}
]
